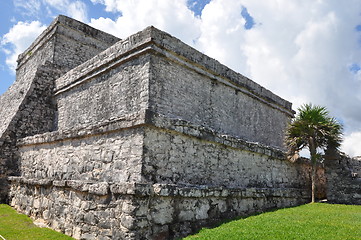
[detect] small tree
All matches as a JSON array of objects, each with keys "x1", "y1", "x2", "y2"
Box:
[{"x1": 285, "y1": 104, "x2": 343, "y2": 203}]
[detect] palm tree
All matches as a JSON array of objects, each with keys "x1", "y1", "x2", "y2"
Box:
[{"x1": 285, "y1": 104, "x2": 343, "y2": 203}]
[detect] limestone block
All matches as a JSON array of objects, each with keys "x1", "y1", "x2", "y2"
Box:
[
  {"x1": 195, "y1": 200, "x2": 210, "y2": 220},
  {"x1": 72, "y1": 226, "x2": 82, "y2": 239},
  {"x1": 84, "y1": 212, "x2": 98, "y2": 225},
  {"x1": 88, "y1": 182, "x2": 109, "y2": 195},
  {"x1": 120, "y1": 213, "x2": 136, "y2": 230},
  {"x1": 150, "y1": 198, "x2": 174, "y2": 225}
]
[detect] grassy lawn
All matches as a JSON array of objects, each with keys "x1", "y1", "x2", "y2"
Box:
[
  {"x1": 0, "y1": 204, "x2": 73, "y2": 240},
  {"x1": 183, "y1": 203, "x2": 361, "y2": 240},
  {"x1": 0, "y1": 203, "x2": 360, "y2": 240}
]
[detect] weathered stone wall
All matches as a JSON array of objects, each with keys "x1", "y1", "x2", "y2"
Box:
[
  {"x1": 16, "y1": 15, "x2": 119, "y2": 76},
  {"x1": 0, "y1": 63, "x2": 62, "y2": 202},
  {"x1": 16, "y1": 114, "x2": 312, "y2": 191},
  {"x1": 55, "y1": 55, "x2": 150, "y2": 131},
  {"x1": 149, "y1": 55, "x2": 291, "y2": 149},
  {"x1": 0, "y1": 15, "x2": 119, "y2": 202},
  {"x1": 0, "y1": 30, "x2": 55, "y2": 139},
  {"x1": 142, "y1": 125, "x2": 307, "y2": 189},
  {"x1": 18, "y1": 127, "x2": 143, "y2": 183},
  {"x1": 53, "y1": 23, "x2": 119, "y2": 73},
  {"x1": 326, "y1": 153, "x2": 361, "y2": 205},
  {"x1": 9, "y1": 177, "x2": 308, "y2": 240}
]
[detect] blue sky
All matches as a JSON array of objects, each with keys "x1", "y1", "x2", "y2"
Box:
[{"x1": 1, "y1": 0, "x2": 361, "y2": 156}]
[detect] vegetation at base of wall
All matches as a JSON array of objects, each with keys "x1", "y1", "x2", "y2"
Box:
[
  {"x1": 183, "y1": 203, "x2": 361, "y2": 240},
  {"x1": 0, "y1": 204, "x2": 74, "y2": 240}
]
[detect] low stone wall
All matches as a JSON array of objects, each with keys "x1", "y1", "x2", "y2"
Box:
[
  {"x1": 326, "y1": 153, "x2": 361, "y2": 205},
  {"x1": 9, "y1": 177, "x2": 308, "y2": 240}
]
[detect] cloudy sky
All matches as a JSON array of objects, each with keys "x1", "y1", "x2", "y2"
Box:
[{"x1": 1, "y1": 0, "x2": 361, "y2": 156}]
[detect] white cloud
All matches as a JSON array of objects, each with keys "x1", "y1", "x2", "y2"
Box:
[
  {"x1": 195, "y1": 0, "x2": 248, "y2": 72},
  {"x1": 342, "y1": 132, "x2": 361, "y2": 157},
  {"x1": 43, "y1": 0, "x2": 88, "y2": 22},
  {"x1": 13, "y1": 0, "x2": 42, "y2": 17},
  {"x1": 89, "y1": 17, "x2": 118, "y2": 35},
  {"x1": 67, "y1": 1, "x2": 88, "y2": 22},
  {"x1": 90, "y1": 0, "x2": 118, "y2": 13},
  {"x1": 1, "y1": 21, "x2": 46, "y2": 72},
  {"x1": 13, "y1": 0, "x2": 88, "y2": 22},
  {"x1": 206, "y1": 1, "x2": 361, "y2": 108},
  {"x1": 89, "y1": 0, "x2": 201, "y2": 46}
]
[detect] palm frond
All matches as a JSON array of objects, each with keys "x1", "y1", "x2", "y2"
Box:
[{"x1": 285, "y1": 103, "x2": 343, "y2": 159}]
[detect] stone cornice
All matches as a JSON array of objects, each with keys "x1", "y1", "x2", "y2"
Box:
[{"x1": 9, "y1": 177, "x2": 308, "y2": 199}]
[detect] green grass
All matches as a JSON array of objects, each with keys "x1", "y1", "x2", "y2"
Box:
[
  {"x1": 183, "y1": 203, "x2": 361, "y2": 240},
  {"x1": 0, "y1": 204, "x2": 73, "y2": 240},
  {"x1": 1, "y1": 203, "x2": 360, "y2": 240}
]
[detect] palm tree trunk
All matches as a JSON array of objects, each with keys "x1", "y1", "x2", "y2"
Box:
[
  {"x1": 309, "y1": 137, "x2": 317, "y2": 203},
  {"x1": 311, "y1": 162, "x2": 316, "y2": 203}
]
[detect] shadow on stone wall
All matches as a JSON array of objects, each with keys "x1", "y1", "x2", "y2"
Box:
[
  {"x1": 325, "y1": 149, "x2": 361, "y2": 205},
  {"x1": 295, "y1": 158, "x2": 327, "y2": 201}
]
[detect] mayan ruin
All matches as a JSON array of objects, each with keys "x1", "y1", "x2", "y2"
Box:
[{"x1": 0, "y1": 15, "x2": 360, "y2": 240}]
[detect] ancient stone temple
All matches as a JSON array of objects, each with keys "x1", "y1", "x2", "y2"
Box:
[{"x1": 1, "y1": 15, "x2": 316, "y2": 239}]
